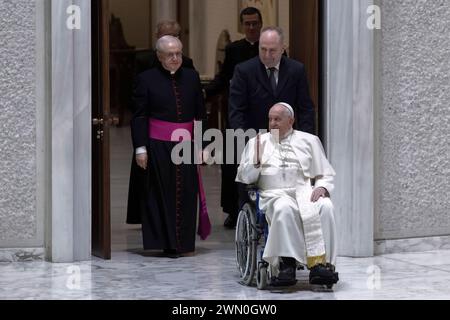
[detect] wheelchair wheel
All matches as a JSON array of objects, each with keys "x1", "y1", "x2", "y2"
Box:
[
  {"x1": 256, "y1": 264, "x2": 268, "y2": 290},
  {"x1": 235, "y1": 203, "x2": 257, "y2": 286}
]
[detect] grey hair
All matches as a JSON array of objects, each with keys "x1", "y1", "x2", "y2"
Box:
[
  {"x1": 156, "y1": 35, "x2": 182, "y2": 53},
  {"x1": 261, "y1": 26, "x2": 285, "y2": 44},
  {"x1": 156, "y1": 20, "x2": 181, "y2": 37}
]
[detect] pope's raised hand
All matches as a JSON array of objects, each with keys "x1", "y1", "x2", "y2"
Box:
[{"x1": 253, "y1": 134, "x2": 266, "y2": 167}]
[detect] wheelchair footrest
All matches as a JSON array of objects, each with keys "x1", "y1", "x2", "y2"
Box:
[{"x1": 269, "y1": 277, "x2": 297, "y2": 287}]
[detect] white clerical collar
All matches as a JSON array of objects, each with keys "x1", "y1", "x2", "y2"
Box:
[
  {"x1": 245, "y1": 38, "x2": 258, "y2": 45},
  {"x1": 270, "y1": 128, "x2": 294, "y2": 143},
  {"x1": 265, "y1": 62, "x2": 280, "y2": 71}
]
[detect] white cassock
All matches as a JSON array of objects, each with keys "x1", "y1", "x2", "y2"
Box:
[{"x1": 236, "y1": 130, "x2": 337, "y2": 272}]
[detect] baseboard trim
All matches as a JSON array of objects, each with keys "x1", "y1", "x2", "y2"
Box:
[
  {"x1": 375, "y1": 235, "x2": 450, "y2": 255},
  {"x1": 0, "y1": 248, "x2": 45, "y2": 262}
]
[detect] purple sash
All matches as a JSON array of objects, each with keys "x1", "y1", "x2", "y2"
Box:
[{"x1": 148, "y1": 118, "x2": 211, "y2": 240}]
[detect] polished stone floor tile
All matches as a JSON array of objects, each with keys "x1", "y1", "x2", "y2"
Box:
[{"x1": 1, "y1": 127, "x2": 450, "y2": 300}]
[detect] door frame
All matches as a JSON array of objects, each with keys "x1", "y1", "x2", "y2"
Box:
[
  {"x1": 91, "y1": 0, "x2": 111, "y2": 259},
  {"x1": 90, "y1": 0, "x2": 321, "y2": 260},
  {"x1": 45, "y1": 0, "x2": 92, "y2": 262},
  {"x1": 290, "y1": 0, "x2": 321, "y2": 137}
]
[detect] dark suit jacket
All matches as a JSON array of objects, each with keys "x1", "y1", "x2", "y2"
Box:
[
  {"x1": 228, "y1": 56, "x2": 315, "y2": 134},
  {"x1": 204, "y1": 39, "x2": 259, "y2": 98}
]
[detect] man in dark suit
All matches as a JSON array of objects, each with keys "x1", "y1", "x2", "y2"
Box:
[
  {"x1": 228, "y1": 27, "x2": 316, "y2": 217},
  {"x1": 204, "y1": 7, "x2": 262, "y2": 97},
  {"x1": 134, "y1": 20, "x2": 195, "y2": 76},
  {"x1": 229, "y1": 26, "x2": 315, "y2": 134},
  {"x1": 204, "y1": 7, "x2": 263, "y2": 229}
]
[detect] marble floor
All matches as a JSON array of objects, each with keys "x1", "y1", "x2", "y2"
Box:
[{"x1": 1, "y1": 126, "x2": 450, "y2": 300}]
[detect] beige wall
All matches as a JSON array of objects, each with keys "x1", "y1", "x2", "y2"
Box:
[
  {"x1": 278, "y1": 0, "x2": 290, "y2": 55},
  {"x1": 108, "y1": 0, "x2": 289, "y2": 75},
  {"x1": 190, "y1": 0, "x2": 290, "y2": 78},
  {"x1": 110, "y1": 0, "x2": 152, "y2": 49}
]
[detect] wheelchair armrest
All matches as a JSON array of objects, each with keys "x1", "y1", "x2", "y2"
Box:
[
  {"x1": 245, "y1": 184, "x2": 258, "y2": 191},
  {"x1": 245, "y1": 185, "x2": 259, "y2": 202}
]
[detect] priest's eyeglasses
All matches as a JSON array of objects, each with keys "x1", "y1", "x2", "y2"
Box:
[{"x1": 163, "y1": 52, "x2": 182, "y2": 59}]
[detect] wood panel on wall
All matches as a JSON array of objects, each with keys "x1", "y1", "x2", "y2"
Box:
[
  {"x1": 289, "y1": 0, "x2": 320, "y2": 134},
  {"x1": 177, "y1": 0, "x2": 190, "y2": 56},
  {"x1": 109, "y1": 0, "x2": 152, "y2": 49}
]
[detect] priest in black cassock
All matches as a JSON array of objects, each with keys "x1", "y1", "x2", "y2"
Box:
[
  {"x1": 128, "y1": 35, "x2": 210, "y2": 258},
  {"x1": 126, "y1": 20, "x2": 195, "y2": 226}
]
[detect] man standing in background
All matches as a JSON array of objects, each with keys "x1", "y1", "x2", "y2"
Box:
[
  {"x1": 204, "y1": 7, "x2": 263, "y2": 229},
  {"x1": 229, "y1": 26, "x2": 315, "y2": 135}
]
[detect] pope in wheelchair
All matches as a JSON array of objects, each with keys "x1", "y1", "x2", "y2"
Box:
[{"x1": 235, "y1": 102, "x2": 339, "y2": 289}]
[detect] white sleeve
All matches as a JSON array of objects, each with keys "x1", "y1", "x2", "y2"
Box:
[
  {"x1": 235, "y1": 138, "x2": 262, "y2": 185},
  {"x1": 310, "y1": 136, "x2": 335, "y2": 195},
  {"x1": 135, "y1": 147, "x2": 147, "y2": 155}
]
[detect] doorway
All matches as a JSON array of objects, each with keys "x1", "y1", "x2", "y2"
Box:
[{"x1": 91, "y1": 0, "x2": 322, "y2": 259}]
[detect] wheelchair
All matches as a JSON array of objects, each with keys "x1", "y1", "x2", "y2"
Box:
[
  {"x1": 235, "y1": 187, "x2": 272, "y2": 289},
  {"x1": 235, "y1": 187, "x2": 336, "y2": 290}
]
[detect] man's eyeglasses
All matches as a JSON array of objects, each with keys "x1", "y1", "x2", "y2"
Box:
[{"x1": 163, "y1": 52, "x2": 182, "y2": 59}]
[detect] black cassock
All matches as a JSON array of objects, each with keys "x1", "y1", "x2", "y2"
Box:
[{"x1": 127, "y1": 65, "x2": 206, "y2": 253}]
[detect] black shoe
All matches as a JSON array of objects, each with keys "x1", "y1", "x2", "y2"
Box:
[
  {"x1": 269, "y1": 257, "x2": 298, "y2": 287},
  {"x1": 224, "y1": 215, "x2": 237, "y2": 229},
  {"x1": 163, "y1": 249, "x2": 180, "y2": 259},
  {"x1": 309, "y1": 263, "x2": 339, "y2": 285},
  {"x1": 278, "y1": 257, "x2": 296, "y2": 281}
]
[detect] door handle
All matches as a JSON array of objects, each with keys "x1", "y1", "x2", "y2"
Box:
[
  {"x1": 93, "y1": 116, "x2": 119, "y2": 141},
  {"x1": 93, "y1": 115, "x2": 119, "y2": 127},
  {"x1": 106, "y1": 116, "x2": 120, "y2": 126},
  {"x1": 92, "y1": 118, "x2": 104, "y2": 126}
]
